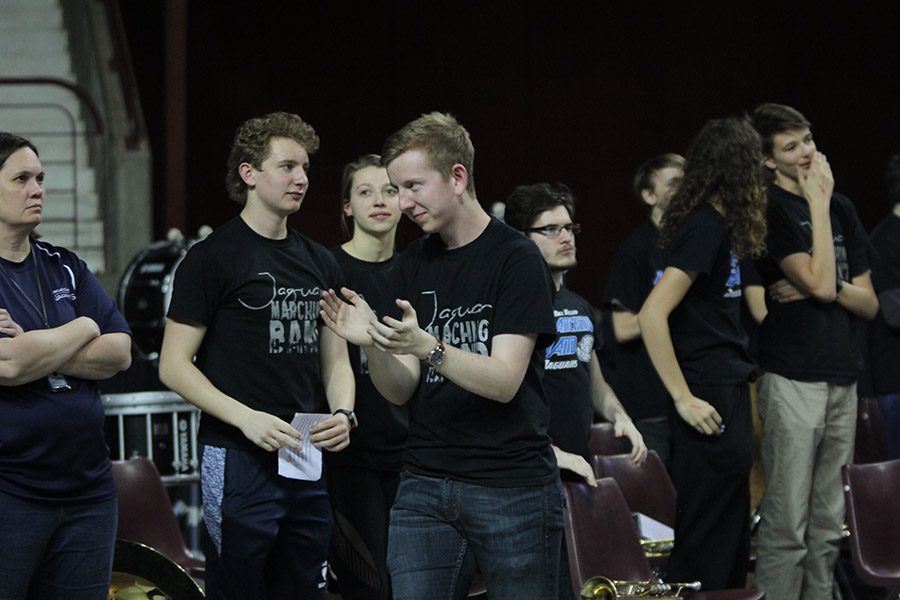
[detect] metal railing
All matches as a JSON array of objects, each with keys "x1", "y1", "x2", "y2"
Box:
[
  {"x1": 0, "y1": 77, "x2": 108, "y2": 270},
  {"x1": 99, "y1": 0, "x2": 141, "y2": 150}
]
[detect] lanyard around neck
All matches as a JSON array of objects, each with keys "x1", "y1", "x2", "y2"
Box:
[{"x1": 0, "y1": 248, "x2": 50, "y2": 329}]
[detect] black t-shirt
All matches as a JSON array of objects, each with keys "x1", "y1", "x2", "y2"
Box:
[
  {"x1": 739, "y1": 258, "x2": 763, "y2": 360},
  {"x1": 543, "y1": 287, "x2": 595, "y2": 461},
  {"x1": 755, "y1": 185, "x2": 870, "y2": 384},
  {"x1": 666, "y1": 205, "x2": 756, "y2": 385},
  {"x1": 325, "y1": 247, "x2": 408, "y2": 471},
  {"x1": 167, "y1": 217, "x2": 343, "y2": 455},
  {"x1": 603, "y1": 222, "x2": 670, "y2": 419},
  {"x1": 393, "y1": 217, "x2": 558, "y2": 487},
  {"x1": 868, "y1": 214, "x2": 900, "y2": 394}
]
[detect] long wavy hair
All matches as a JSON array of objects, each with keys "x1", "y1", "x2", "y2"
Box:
[{"x1": 659, "y1": 118, "x2": 767, "y2": 259}]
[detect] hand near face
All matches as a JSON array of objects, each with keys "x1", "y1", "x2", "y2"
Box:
[{"x1": 798, "y1": 151, "x2": 834, "y2": 208}]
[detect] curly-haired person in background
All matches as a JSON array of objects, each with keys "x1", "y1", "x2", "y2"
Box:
[{"x1": 637, "y1": 117, "x2": 767, "y2": 591}]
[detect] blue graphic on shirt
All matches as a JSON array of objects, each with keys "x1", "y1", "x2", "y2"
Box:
[
  {"x1": 724, "y1": 252, "x2": 742, "y2": 299},
  {"x1": 545, "y1": 311, "x2": 594, "y2": 370}
]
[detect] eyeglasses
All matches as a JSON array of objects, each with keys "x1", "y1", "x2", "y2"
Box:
[{"x1": 524, "y1": 223, "x2": 581, "y2": 239}]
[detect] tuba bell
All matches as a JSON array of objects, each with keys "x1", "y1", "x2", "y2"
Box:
[{"x1": 580, "y1": 575, "x2": 702, "y2": 599}]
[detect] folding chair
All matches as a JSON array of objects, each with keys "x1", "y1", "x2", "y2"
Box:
[
  {"x1": 112, "y1": 457, "x2": 205, "y2": 578},
  {"x1": 842, "y1": 459, "x2": 900, "y2": 591},
  {"x1": 562, "y1": 478, "x2": 764, "y2": 599}
]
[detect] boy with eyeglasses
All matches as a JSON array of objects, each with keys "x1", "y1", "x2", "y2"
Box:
[
  {"x1": 504, "y1": 182, "x2": 647, "y2": 598},
  {"x1": 505, "y1": 182, "x2": 647, "y2": 477}
]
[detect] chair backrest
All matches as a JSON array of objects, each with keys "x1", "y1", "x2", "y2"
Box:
[
  {"x1": 842, "y1": 459, "x2": 900, "y2": 587},
  {"x1": 111, "y1": 458, "x2": 204, "y2": 575},
  {"x1": 588, "y1": 421, "x2": 629, "y2": 456},
  {"x1": 592, "y1": 450, "x2": 676, "y2": 528},
  {"x1": 563, "y1": 478, "x2": 652, "y2": 595},
  {"x1": 853, "y1": 396, "x2": 888, "y2": 464}
]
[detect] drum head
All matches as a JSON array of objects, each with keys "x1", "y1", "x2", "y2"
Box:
[
  {"x1": 111, "y1": 540, "x2": 204, "y2": 599},
  {"x1": 118, "y1": 239, "x2": 195, "y2": 357}
]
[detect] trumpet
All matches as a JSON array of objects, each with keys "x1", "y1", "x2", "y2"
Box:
[{"x1": 580, "y1": 575, "x2": 702, "y2": 599}]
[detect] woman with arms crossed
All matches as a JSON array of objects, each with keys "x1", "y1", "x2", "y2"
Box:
[{"x1": 0, "y1": 132, "x2": 132, "y2": 598}]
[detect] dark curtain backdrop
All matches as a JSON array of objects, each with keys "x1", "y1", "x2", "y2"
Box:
[{"x1": 120, "y1": 1, "x2": 900, "y2": 308}]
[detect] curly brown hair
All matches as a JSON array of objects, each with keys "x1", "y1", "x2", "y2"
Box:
[
  {"x1": 659, "y1": 118, "x2": 767, "y2": 259},
  {"x1": 225, "y1": 112, "x2": 319, "y2": 205}
]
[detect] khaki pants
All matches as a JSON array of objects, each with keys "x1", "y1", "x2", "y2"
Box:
[{"x1": 754, "y1": 373, "x2": 857, "y2": 600}]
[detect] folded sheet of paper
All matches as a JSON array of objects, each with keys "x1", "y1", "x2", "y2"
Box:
[{"x1": 278, "y1": 413, "x2": 330, "y2": 481}]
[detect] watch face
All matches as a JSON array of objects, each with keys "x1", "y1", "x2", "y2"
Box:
[
  {"x1": 340, "y1": 409, "x2": 357, "y2": 428},
  {"x1": 429, "y1": 346, "x2": 445, "y2": 367}
]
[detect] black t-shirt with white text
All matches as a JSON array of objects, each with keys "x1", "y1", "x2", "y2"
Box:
[
  {"x1": 393, "y1": 217, "x2": 558, "y2": 487},
  {"x1": 167, "y1": 217, "x2": 343, "y2": 455}
]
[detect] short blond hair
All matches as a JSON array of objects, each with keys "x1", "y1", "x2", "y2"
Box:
[{"x1": 382, "y1": 112, "x2": 475, "y2": 194}]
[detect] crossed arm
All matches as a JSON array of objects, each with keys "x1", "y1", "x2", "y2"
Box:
[
  {"x1": 0, "y1": 308, "x2": 130, "y2": 386},
  {"x1": 776, "y1": 255, "x2": 878, "y2": 319}
]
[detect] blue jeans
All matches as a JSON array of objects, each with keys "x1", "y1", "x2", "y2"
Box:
[
  {"x1": 0, "y1": 489, "x2": 117, "y2": 600},
  {"x1": 878, "y1": 393, "x2": 900, "y2": 460},
  {"x1": 387, "y1": 471, "x2": 564, "y2": 600}
]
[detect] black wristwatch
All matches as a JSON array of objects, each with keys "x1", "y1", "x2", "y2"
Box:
[
  {"x1": 424, "y1": 340, "x2": 446, "y2": 368},
  {"x1": 333, "y1": 408, "x2": 358, "y2": 430}
]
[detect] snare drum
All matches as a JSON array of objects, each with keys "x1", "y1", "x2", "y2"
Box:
[
  {"x1": 118, "y1": 237, "x2": 199, "y2": 358},
  {"x1": 104, "y1": 391, "x2": 200, "y2": 483}
]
